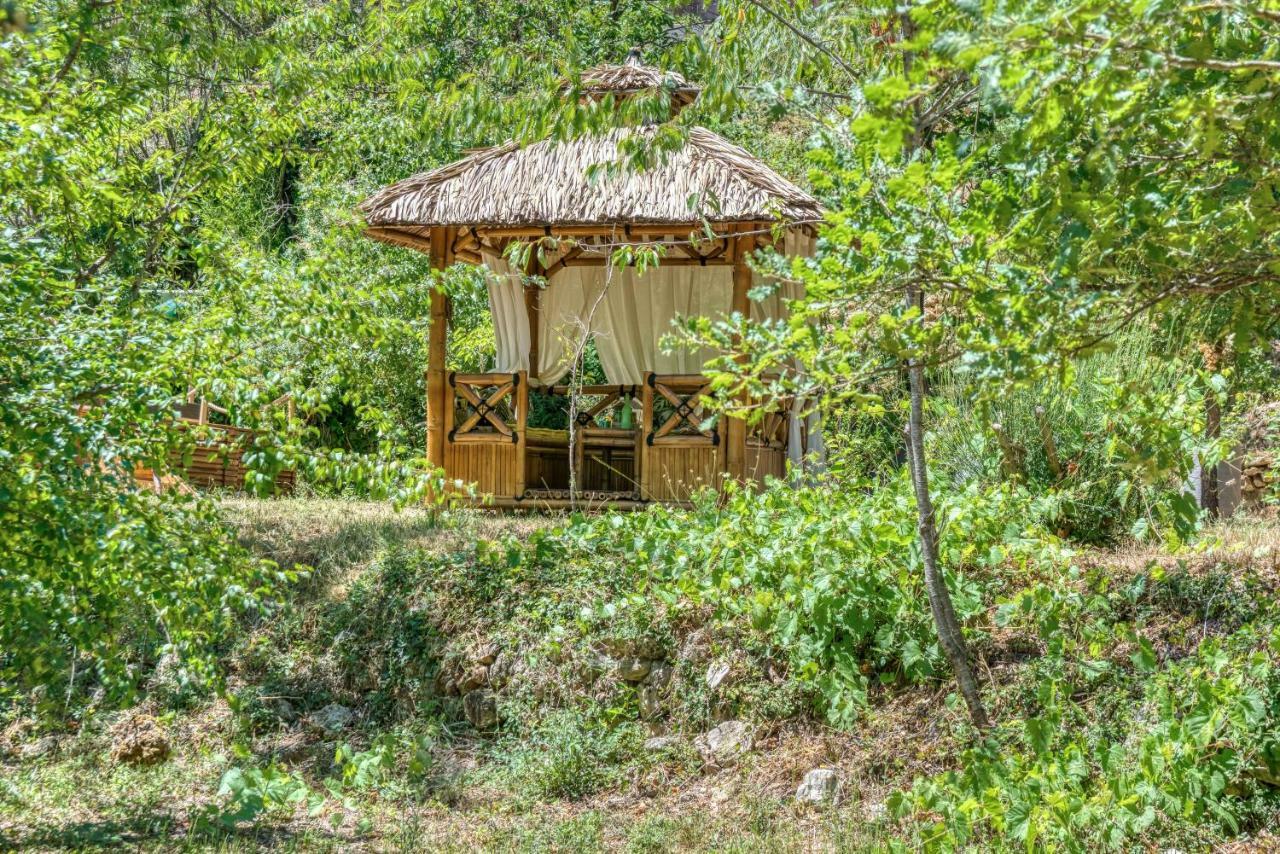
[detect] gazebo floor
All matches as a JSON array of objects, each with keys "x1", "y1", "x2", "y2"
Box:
[
  {"x1": 523, "y1": 487, "x2": 641, "y2": 502},
  {"x1": 468, "y1": 490, "x2": 694, "y2": 512}
]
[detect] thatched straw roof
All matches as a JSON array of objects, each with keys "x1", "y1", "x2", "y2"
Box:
[
  {"x1": 566, "y1": 49, "x2": 701, "y2": 113},
  {"x1": 360, "y1": 126, "x2": 821, "y2": 235},
  {"x1": 359, "y1": 54, "x2": 821, "y2": 240}
]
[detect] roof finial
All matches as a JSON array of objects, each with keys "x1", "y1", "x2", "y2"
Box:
[{"x1": 624, "y1": 47, "x2": 643, "y2": 67}]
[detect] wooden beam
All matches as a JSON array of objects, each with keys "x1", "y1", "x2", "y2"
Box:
[
  {"x1": 651, "y1": 434, "x2": 718, "y2": 448},
  {"x1": 450, "y1": 372, "x2": 517, "y2": 386},
  {"x1": 426, "y1": 227, "x2": 453, "y2": 474},
  {"x1": 559, "y1": 255, "x2": 735, "y2": 267},
  {"x1": 473, "y1": 221, "x2": 769, "y2": 240},
  {"x1": 542, "y1": 245, "x2": 584, "y2": 277}
]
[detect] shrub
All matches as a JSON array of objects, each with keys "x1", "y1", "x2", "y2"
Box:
[
  {"x1": 928, "y1": 327, "x2": 1217, "y2": 545},
  {"x1": 889, "y1": 569, "x2": 1280, "y2": 852},
  {"x1": 572, "y1": 476, "x2": 1065, "y2": 727},
  {"x1": 501, "y1": 707, "x2": 641, "y2": 800}
]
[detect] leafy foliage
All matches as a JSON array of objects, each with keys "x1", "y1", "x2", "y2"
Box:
[
  {"x1": 579, "y1": 478, "x2": 1064, "y2": 726},
  {"x1": 891, "y1": 570, "x2": 1280, "y2": 851},
  {"x1": 1, "y1": 0, "x2": 695, "y2": 710}
]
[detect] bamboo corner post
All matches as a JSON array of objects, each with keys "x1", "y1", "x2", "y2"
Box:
[
  {"x1": 524, "y1": 254, "x2": 541, "y2": 381},
  {"x1": 426, "y1": 227, "x2": 455, "y2": 474},
  {"x1": 515, "y1": 370, "x2": 528, "y2": 500},
  {"x1": 640, "y1": 372, "x2": 654, "y2": 500}
]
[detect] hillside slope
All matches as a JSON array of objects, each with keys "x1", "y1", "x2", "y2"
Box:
[{"x1": 3, "y1": 496, "x2": 1279, "y2": 851}]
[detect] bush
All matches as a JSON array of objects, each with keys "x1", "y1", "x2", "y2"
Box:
[
  {"x1": 889, "y1": 567, "x2": 1280, "y2": 851},
  {"x1": 501, "y1": 707, "x2": 642, "y2": 800},
  {"x1": 928, "y1": 326, "x2": 1215, "y2": 545},
  {"x1": 571, "y1": 475, "x2": 1065, "y2": 726}
]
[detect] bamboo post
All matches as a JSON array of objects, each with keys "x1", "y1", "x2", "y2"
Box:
[
  {"x1": 574, "y1": 418, "x2": 586, "y2": 492},
  {"x1": 640, "y1": 373, "x2": 654, "y2": 500},
  {"x1": 1034, "y1": 406, "x2": 1063, "y2": 479},
  {"x1": 525, "y1": 257, "x2": 541, "y2": 381},
  {"x1": 726, "y1": 230, "x2": 755, "y2": 485},
  {"x1": 426, "y1": 227, "x2": 453, "y2": 474},
  {"x1": 515, "y1": 370, "x2": 528, "y2": 500}
]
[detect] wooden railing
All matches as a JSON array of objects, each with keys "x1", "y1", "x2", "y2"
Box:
[
  {"x1": 642, "y1": 374, "x2": 719, "y2": 447},
  {"x1": 438, "y1": 371, "x2": 791, "y2": 504},
  {"x1": 444, "y1": 371, "x2": 528, "y2": 499},
  {"x1": 448, "y1": 372, "x2": 523, "y2": 444}
]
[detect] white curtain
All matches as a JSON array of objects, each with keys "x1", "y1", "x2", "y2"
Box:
[
  {"x1": 482, "y1": 229, "x2": 811, "y2": 386},
  {"x1": 483, "y1": 249, "x2": 530, "y2": 375}
]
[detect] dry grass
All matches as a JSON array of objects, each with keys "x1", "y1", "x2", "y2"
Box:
[
  {"x1": 221, "y1": 498, "x2": 555, "y2": 577},
  {"x1": 1078, "y1": 514, "x2": 1280, "y2": 584}
]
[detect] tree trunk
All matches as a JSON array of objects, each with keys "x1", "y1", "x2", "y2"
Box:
[
  {"x1": 1199, "y1": 340, "x2": 1223, "y2": 519},
  {"x1": 1202, "y1": 360, "x2": 1221, "y2": 519},
  {"x1": 899, "y1": 6, "x2": 990, "y2": 730},
  {"x1": 904, "y1": 284, "x2": 990, "y2": 729}
]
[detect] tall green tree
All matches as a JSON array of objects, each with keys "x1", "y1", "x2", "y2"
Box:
[
  {"x1": 0, "y1": 0, "x2": 692, "y2": 709},
  {"x1": 685, "y1": 0, "x2": 1280, "y2": 726}
]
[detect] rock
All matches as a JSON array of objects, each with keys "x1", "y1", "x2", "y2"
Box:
[
  {"x1": 678, "y1": 628, "x2": 709, "y2": 663},
  {"x1": 19, "y1": 735, "x2": 57, "y2": 761},
  {"x1": 604, "y1": 637, "x2": 664, "y2": 659},
  {"x1": 458, "y1": 665, "x2": 489, "y2": 693},
  {"x1": 638, "y1": 685, "x2": 663, "y2": 720},
  {"x1": 488, "y1": 651, "x2": 522, "y2": 689},
  {"x1": 705, "y1": 661, "x2": 731, "y2": 691},
  {"x1": 864, "y1": 800, "x2": 888, "y2": 821},
  {"x1": 795, "y1": 768, "x2": 840, "y2": 804},
  {"x1": 644, "y1": 735, "x2": 680, "y2": 752},
  {"x1": 694, "y1": 720, "x2": 752, "y2": 767},
  {"x1": 617, "y1": 657, "x2": 652, "y2": 683},
  {"x1": 647, "y1": 662, "x2": 673, "y2": 690},
  {"x1": 271, "y1": 698, "x2": 298, "y2": 723},
  {"x1": 472, "y1": 642, "x2": 500, "y2": 667},
  {"x1": 308, "y1": 703, "x2": 354, "y2": 735},
  {"x1": 579, "y1": 655, "x2": 611, "y2": 688},
  {"x1": 1250, "y1": 761, "x2": 1280, "y2": 787},
  {"x1": 147, "y1": 652, "x2": 182, "y2": 692},
  {"x1": 463, "y1": 690, "x2": 499, "y2": 729},
  {"x1": 109, "y1": 713, "x2": 169, "y2": 766}
]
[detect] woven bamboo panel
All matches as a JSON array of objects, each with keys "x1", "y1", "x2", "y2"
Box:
[
  {"x1": 581, "y1": 449, "x2": 636, "y2": 493},
  {"x1": 448, "y1": 441, "x2": 519, "y2": 499},
  {"x1": 169, "y1": 443, "x2": 294, "y2": 493},
  {"x1": 525, "y1": 446, "x2": 570, "y2": 492},
  {"x1": 643, "y1": 445, "x2": 723, "y2": 502},
  {"x1": 745, "y1": 445, "x2": 786, "y2": 486}
]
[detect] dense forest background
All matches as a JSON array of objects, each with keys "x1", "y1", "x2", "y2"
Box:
[{"x1": 3, "y1": 0, "x2": 1280, "y2": 849}]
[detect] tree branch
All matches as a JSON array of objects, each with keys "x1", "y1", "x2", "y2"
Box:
[{"x1": 742, "y1": 0, "x2": 858, "y2": 80}]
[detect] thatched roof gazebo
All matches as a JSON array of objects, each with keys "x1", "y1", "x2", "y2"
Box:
[{"x1": 359, "y1": 52, "x2": 823, "y2": 507}]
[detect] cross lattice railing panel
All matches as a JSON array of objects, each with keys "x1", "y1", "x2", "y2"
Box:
[
  {"x1": 548, "y1": 384, "x2": 642, "y2": 430},
  {"x1": 449, "y1": 372, "x2": 522, "y2": 444},
  {"x1": 644, "y1": 373, "x2": 719, "y2": 446}
]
